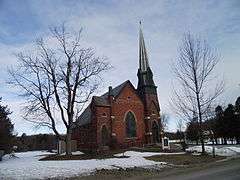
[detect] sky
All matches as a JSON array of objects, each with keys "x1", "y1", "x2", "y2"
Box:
[{"x1": 0, "y1": 0, "x2": 239, "y2": 135}]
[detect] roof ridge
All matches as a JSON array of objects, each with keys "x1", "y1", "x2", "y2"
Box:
[
  {"x1": 100, "y1": 80, "x2": 130, "y2": 97},
  {"x1": 75, "y1": 80, "x2": 133, "y2": 126}
]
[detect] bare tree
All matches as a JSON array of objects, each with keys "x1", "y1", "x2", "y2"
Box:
[
  {"x1": 176, "y1": 119, "x2": 184, "y2": 133},
  {"x1": 160, "y1": 113, "x2": 169, "y2": 132},
  {"x1": 8, "y1": 24, "x2": 111, "y2": 155},
  {"x1": 176, "y1": 119, "x2": 185, "y2": 142},
  {"x1": 170, "y1": 33, "x2": 224, "y2": 154}
]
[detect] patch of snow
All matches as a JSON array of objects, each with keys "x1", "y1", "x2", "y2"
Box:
[
  {"x1": 225, "y1": 147, "x2": 240, "y2": 153},
  {"x1": 114, "y1": 151, "x2": 185, "y2": 158},
  {"x1": 1, "y1": 154, "x2": 12, "y2": 161},
  {"x1": 186, "y1": 146, "x2": 240, "y2": 156},
  {"x1": 72, "y1": 151, "x2": 84, "y2": 155},
  {"x1": 0, "y1": 150, "x2": 167, "y2": 179},
  {"x1": 60, "y1": 151, "x2": 84, "y2": 156}
]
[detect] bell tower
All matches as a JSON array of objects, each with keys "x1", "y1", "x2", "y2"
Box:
[{"x1": 137, "y1": 22, "x2": 161, "y2": 144}]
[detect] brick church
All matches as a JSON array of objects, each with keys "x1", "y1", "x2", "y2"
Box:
[{"x1": 72, "y1": 24, "x2": 162, "y2": 151}]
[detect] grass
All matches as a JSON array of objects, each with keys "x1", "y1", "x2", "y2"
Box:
[
  {"x1": 129, "y1": 144, "x2": 182, "y2": 153},
  {"x1": 146, "y1": 153, "x2": 226, "y2": 165},
  {"x1": 66, "y1": 167, "x2": 165, "y2": 180}
]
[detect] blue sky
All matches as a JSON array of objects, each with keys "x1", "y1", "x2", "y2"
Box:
[{"x1": 0, "y1": 0, "x2": 240, "y2": 135}]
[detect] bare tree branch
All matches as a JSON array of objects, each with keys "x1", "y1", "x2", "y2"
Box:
[
  {"x1": 8, "y1": 23, "x2": 111, "y2": 154},
  {"x1": 170, "y1": 32, "x2": 224, "y2": 154}
]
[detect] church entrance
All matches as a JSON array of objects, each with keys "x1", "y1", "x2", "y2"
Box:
[
  {"x1": 101, "y1": 125, "x2": 109, "y2": 146},
  {"x1": 152, "y1": 121, "x2": 160, "y2": 143}
]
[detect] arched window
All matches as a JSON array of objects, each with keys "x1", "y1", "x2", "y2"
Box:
[{"x1": 125, "y1": 112, "x2": 137, "y2": 138}]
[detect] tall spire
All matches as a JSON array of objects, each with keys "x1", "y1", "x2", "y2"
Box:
[
  {"x1": 137, "y1": 21, "x2": 156, "y2": 95},
  {"x1": 139, "y1": 21, "x2": 149, "y2": 72}
]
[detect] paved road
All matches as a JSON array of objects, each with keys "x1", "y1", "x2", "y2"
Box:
[{"x1": 152, "y1": 158, "x2": 240, "y2": 180}]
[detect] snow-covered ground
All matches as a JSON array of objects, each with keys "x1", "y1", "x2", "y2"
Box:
[
  {"x1": 0, "y1": 150, "x2": 168, "y2": 179},
  {"x1": 115, "y1": 151, "x2": 185, "y2": 157},
  {"x1": 186, "y1": 146, "x2": 240, "y2": 156},
  {"x1": 1, "y1": 146, "x2": 239, "y2": 179}
]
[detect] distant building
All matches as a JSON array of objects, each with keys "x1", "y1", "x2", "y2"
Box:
[{"x1": 72, "y1": 24, "x2": 162, "y2": 151}]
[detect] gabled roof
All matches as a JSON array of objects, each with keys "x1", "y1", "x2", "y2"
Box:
[
  {"x1": 75, "y1": 80, "x2": 135, "y2": 126},
  {"x1": 101, "y1": 80, "x2": 130, "y2": 99},
  {"x1": 92, "y1": 96, "x2": 110, "y2": 107},
  {"x1": 75, "y1": 105, "x2": 92, "y2": 126}
]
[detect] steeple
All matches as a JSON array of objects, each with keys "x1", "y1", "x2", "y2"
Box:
[
  {"x1": 137, "y1": 22, "x2": 161, "y2": 144},
  {"x1": 139, "y1": 21, "x2": 150, "y2": 72},
  {"x1": 137, "y1": 21, "x2": 156, "y2": 93}
]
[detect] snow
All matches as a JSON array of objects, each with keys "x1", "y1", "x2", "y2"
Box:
[
  {"x1": 60, "y1": 151, "x2": 84, "y2": 156},
  {"x1": 226, "y1": 147, "x2": 240, "y2": 153},
  {"x1": 2, "y1": 147, "x2": 237, "y2": 179},
  {"x1": 115, "y1": 151, "x2": 185, "y2": 157},
  {"x1": 186, "y1": 146, "x2": 240, "y2": 156},
  {"x1": 0, "y1": 150, "x2": 170, "y2": 179}
]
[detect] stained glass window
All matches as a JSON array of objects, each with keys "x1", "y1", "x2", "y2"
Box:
[{"x1": 125, "y1": 112, "x2": 136, "y2": 138}]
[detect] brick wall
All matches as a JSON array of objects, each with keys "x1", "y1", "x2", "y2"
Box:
[
  {"x1": 111, "y1": 83, "x2": 145, "y2": 148},
  {"x1": 72, "y1": 82, "x2": 162, "y2": 151},
  {"x1": 143, "y1": 93, "x2": 162, "y2": 143},
  {"x1": 95, "y1": 106, "x2": 111, "y2": 148}
]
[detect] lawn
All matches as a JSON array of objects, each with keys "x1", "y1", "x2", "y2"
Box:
[{"x1": 146, "y1": 153, "x2": 225, "y2": 166}]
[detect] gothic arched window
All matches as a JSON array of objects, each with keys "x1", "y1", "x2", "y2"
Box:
[{"x1": 125, "y1": 112, "x2": 137, "y2": 138}]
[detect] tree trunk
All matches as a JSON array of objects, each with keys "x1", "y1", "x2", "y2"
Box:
[
  {"x1": 224, "y1": 138, "x2": 227, "y2": 145},
  {"x1": 194, "y1": 65, "x2": 205, "y2": 154},
  {"x1": 236, "y1": 138, "x2": 240, "y2": 144},
  {"x1": 196, "y1": 96, "x2": 205, "y2": 154},
  {"x1": 65, "y1": 131, "x2": 72, "y2": 155}
]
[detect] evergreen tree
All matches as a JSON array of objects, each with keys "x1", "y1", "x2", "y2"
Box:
[
  {"x1": 0, "y1": 98, "x2": 15, "y2": 153},
  {"x1": 224, "y1": 104, "x2": 236, "y2": 141},
  {"x1": 186, "y1": 119, "x2": 200, "y2": 144},
  {"x1": 204, "y1": 118, "x2": 218, "y2": 144},
  {"x1": 235, "y1": 97, "x2": 240, "y2": 144},
  {"x1": 235, "y1": 97, "x2": 240, "y2": 113},
  {"x1": 214, "y1": 105, "x2": 226, "y2": 143}
]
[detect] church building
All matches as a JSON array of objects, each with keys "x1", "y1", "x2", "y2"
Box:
[{"x1": 72, "y1": 24, "x2": 162, "y2": 151}]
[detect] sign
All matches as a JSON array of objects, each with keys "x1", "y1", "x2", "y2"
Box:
[{"x1": 162, "y1": 137, "x2": 170, "y2": 150}]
